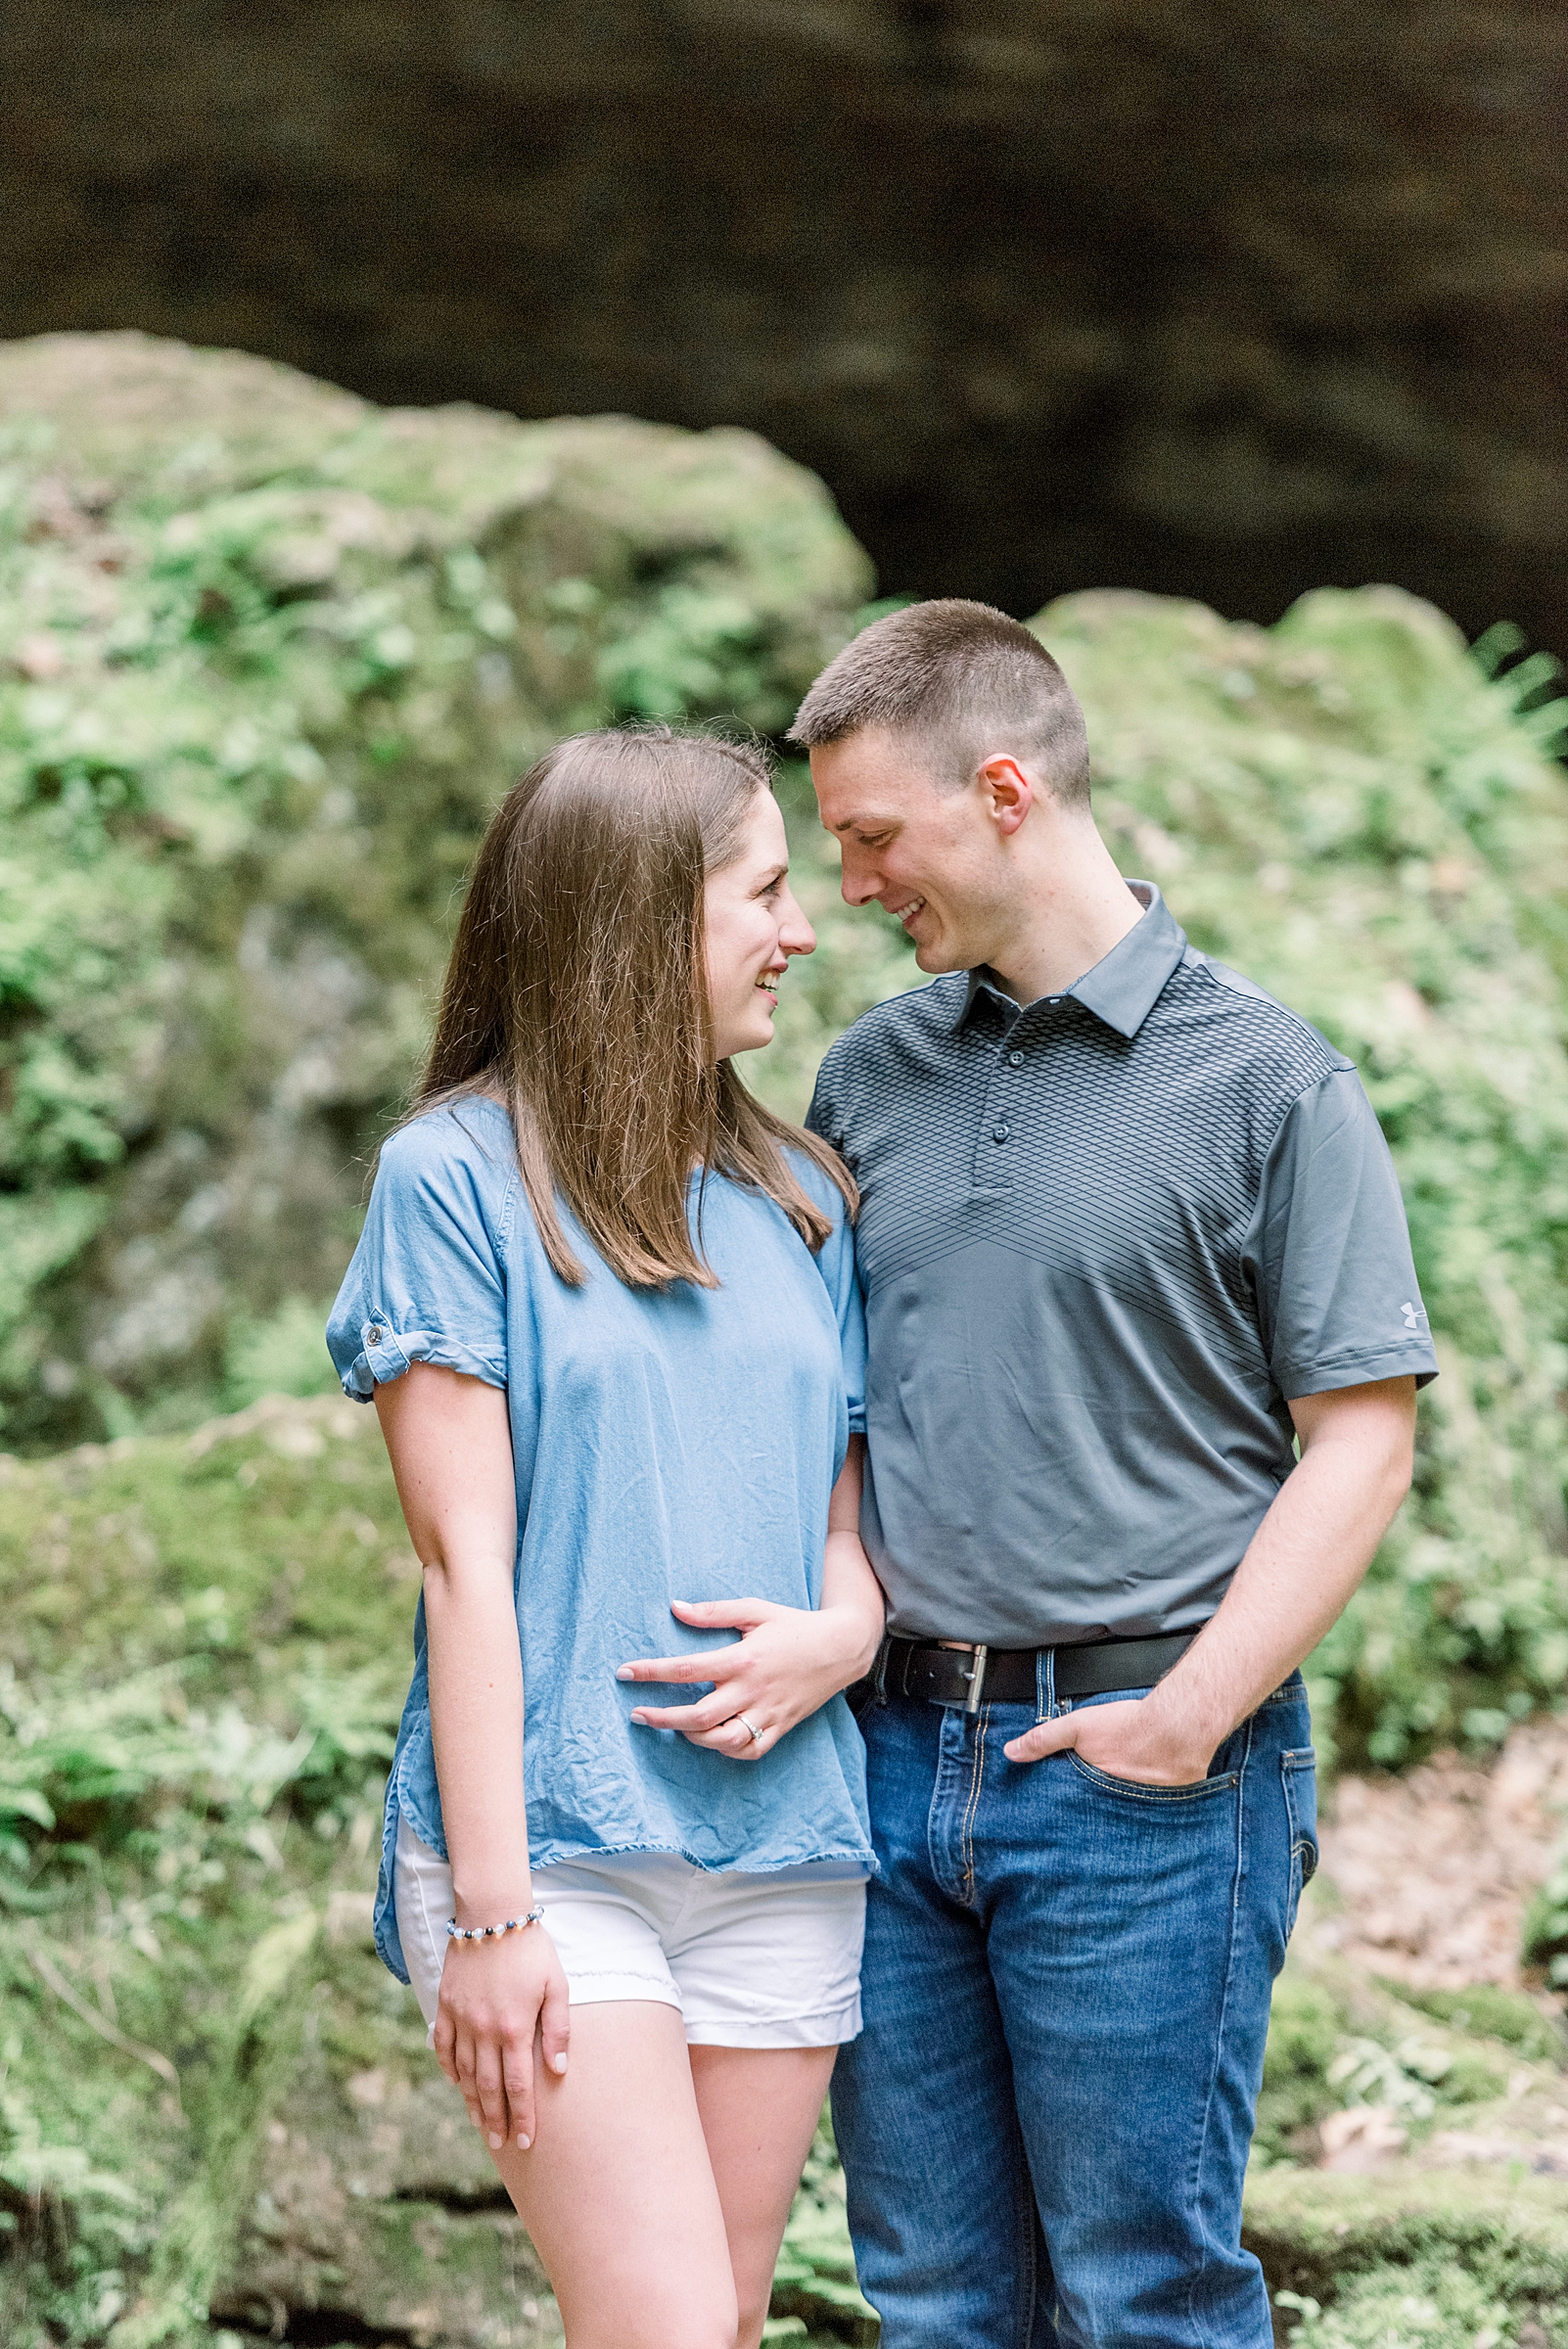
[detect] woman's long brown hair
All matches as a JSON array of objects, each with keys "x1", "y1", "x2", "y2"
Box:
[{"x1": 411, "y1": 725, "x2": 856, "y2": 1288}]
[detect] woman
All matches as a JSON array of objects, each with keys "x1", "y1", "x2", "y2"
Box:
[{"x1": 327, "y1": 726, "x2": 884, "y2": 2349}]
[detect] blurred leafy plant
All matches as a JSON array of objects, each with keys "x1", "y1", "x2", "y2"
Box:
[
  {"x1": 1275, "y1": 2272, "x2": 1518, "y2": 2349},
  {"x1": 1521, "y1": 1844, "x2": 1568, "y2": 1989},
  {"x1": 0, "y1": 1399, "x2": 411, "y2": 2346}
]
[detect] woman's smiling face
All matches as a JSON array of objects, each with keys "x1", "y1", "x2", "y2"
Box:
[{"x1": 703, "y1": 789, "x2": 815, "y2": 1060}]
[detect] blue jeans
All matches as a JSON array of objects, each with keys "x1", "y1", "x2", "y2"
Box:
[{"x1": 833, "y1": 1665, "x2": 1317, "y2": 2349}]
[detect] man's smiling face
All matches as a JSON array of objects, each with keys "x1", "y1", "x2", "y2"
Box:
[{"x1": 809, "y1": 724, "x2": 1009, "y2": 976}]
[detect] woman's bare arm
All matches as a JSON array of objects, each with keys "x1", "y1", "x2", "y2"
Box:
[{"x1": 375, "y1": 1362, "x2": 569, "y2": 2150}]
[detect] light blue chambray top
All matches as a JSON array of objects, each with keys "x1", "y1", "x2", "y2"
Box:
[{"x1": 325, "y1": 1097, "x2": 874, "y2": 1985}]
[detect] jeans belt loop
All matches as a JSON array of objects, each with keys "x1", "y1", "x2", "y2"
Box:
[{"x1": 963, "y1": 1644, "x2": 990, "y2": 1715}]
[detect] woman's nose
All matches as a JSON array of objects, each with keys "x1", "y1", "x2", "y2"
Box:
[{"x1": 780, "y1": 895, "x2": 815, "y2": 956}]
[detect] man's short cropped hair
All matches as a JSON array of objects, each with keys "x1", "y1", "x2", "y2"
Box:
[{"x1": 788, "y1": 598, "x2": 1091, "y2": 807}]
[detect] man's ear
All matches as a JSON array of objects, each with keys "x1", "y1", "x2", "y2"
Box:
[{"x1": 977, "y1": 754, "x2": 1036, "y2": 838}]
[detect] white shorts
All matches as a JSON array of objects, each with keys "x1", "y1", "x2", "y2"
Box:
[{"x1": 393, "y1": 1819, "x2": 866, "y2": 2050}]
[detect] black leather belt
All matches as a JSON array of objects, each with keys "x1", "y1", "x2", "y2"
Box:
[{"x1": 882, "y1": 1630, "x2": 1199, "y2": 1712}]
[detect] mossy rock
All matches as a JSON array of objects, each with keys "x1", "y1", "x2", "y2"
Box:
[
  {"x1": 7, "y1": 332, "x2": 1568, "y2": 1776},
  {"x1": 1389, "y1": 1983, "x2": 1567, "y2": 2067},
  {"x1": 6, "y1": 1404, "x2": 1568, "y2": 2345},
  {"x1": 1245, "y1": 2168, "x2": 1568, "y2": 2345},
  {"x1": 0, "y1": 331, "x2": 873, "y2": 1447}
]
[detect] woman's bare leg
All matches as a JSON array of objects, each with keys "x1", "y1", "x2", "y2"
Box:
[
  {"x1": 690, "y1": 2044, "x2": 840, "y2": 2349},
  {"x1": 485, "y1": 2001, "x2": 739, "y2": 2349}
]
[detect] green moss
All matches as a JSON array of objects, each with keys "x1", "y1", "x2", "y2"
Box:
[
  {"x1": 1256, "y1": 1972, "x2": 1349, "y2": 2162},
  {"x1": 0, "y1": 1405, "x2": 411, "y2": 2345},
  {"x1": 0, "y1": 333, "x2": 874, "y2": 1447},
  {"x1": 1274, "y1": 2265, "x2": 1536, "y2": 2349},
  {"x1": 1246, "y1": 2167, "x2": 1568, "y2": 2342},
  {"x1": 1386, "y1": 1985, "x2": 1565, "y2": 2064},
  {"x1": 1520, "y1": 1860, "x2": 1568, "y2": 1990}
]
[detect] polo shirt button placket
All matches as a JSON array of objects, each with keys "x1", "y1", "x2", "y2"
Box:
[{"x1": 971, "y1": 1018, "x2": 1025, "y2": 1189}]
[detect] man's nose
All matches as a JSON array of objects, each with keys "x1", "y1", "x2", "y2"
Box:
[{"x1": 839, "y1": 853, "x2": 880, "y2": 907}]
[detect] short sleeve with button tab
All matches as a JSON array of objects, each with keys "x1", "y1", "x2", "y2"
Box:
[{"x1": 326, "y1": 1107, "x2": 511, "y2": 1401}]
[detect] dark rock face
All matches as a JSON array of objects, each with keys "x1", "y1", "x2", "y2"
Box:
[{"x1": 5, "y1": 2, "x2": 1565, "y2": 647}]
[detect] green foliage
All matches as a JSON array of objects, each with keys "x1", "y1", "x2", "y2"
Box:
[
  {"x1": 1275, "y1": 2269, "x2": 1523, "y2": 2349},
  {"x1": 1256, "y1": 1971, "x2": 1346, "y2": 2162},
  {"x1": 0, "y1": 334, "x2": 872, "y2": 1446},
  {"x1": 219, "y1": 1297, "x2": 342, "y2": 1413},
  {"x1": 1520, "y1": 1847, "x2": 1568, "y2": 1987},
  {"x1": 1253, "y1": 1958, "x2": 1520, "y2": 2170},
  {"x1": 753, "y1": 758, "x2": 920, "y2": 1125},
  {"x1": 0, "y1": 1400, "x2": 412, "y2": 2345},
  {"x1": 770, "y1": 2115, "x2": 878, "y2": 2343},
  {"x1": 1395, "y1": 1981, "x2": 1566, "y2": 2062},
  {"x1": 1247, "y1": 2168, "x2": 1568, "y2": 2349}
]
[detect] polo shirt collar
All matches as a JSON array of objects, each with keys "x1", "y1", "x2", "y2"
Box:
[{"x1": 959, "y1": 881, "x2": 1186, "y2": 1040}]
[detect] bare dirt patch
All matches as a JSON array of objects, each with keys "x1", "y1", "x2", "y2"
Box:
[{"x1": 1315, "y1": 1717, "x2": 1568, "y2": 1988}]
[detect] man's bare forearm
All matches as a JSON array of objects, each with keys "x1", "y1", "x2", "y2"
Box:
[
  {"x1": 1139, "y1": 1379, "x2": 1416, "y2": 1766},
  {"x1": 1003, "y1": 1376, "x2": 1417, "y2": 1777}
]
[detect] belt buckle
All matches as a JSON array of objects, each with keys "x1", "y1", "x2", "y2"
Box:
[{"x1": 962, "y1": 1643, "x2": 989, "y2": 1715}]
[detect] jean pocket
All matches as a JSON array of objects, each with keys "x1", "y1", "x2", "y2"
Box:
[
  {"x1": 1065, "y1": 1750, "x2": 1240, "y2": 1803},
  {"x1": 845, "y1": 1673, "x2": 881, "y2": 1726},
  {"x1": 1265, "y1": 1668, "x2": 1309, "y2": 1706},
  {"x1": 1281, "y1": 1746, "x2": 1318, "y2": 1936}
]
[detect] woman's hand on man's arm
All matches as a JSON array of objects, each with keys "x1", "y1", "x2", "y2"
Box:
[{"x1": 618, "y1": 1437, "x2": 885, "y2": 1760}]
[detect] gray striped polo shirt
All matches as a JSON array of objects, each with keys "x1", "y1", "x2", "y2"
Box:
[{"x1": 806, "y1": 883, "x2": 1438, "y2": 1648}]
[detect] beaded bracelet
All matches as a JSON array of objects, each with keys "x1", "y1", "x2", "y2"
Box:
[{"x1": 444, "y1": 1907, "x2": 545, "y2": 1943}]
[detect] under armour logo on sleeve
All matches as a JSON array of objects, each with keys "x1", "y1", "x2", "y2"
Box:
[{"x1": 1401, "y1": 1301, "x2": 1426, "y2": 1329}]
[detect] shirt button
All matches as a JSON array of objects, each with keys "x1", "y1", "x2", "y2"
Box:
[
  {"x1": 1007, "y1": 1048, "x2": 1025, "y2": 1067},
  {"x1": 367, "y1": 1325, "x2": 384, "y2": 1345},
  {"x1": 992, "y1": 1122, "x2": 1010, "y2": 1143}
]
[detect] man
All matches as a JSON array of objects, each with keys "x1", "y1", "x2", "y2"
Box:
[{"x1": 791, "y1": 600, "x2": 1437, "y2": 2349}]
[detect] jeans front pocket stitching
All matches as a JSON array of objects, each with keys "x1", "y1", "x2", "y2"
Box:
[
  {"x1": 1280, "y1": 1748, "x2": 1319, "y2": 1936},
  {"x1": 1065, "y1": 1752, "x2": 1240, "y2": 1803}
]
